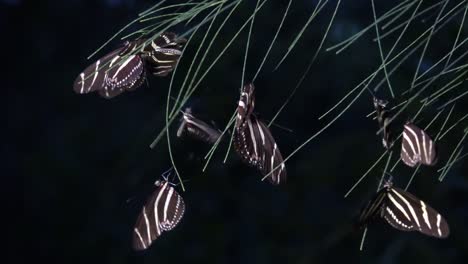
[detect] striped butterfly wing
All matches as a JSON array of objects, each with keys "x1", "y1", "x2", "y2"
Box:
[
  {"x1": 382, "y1": 187, "x2": 449, "y2": 238},
  {"x1": 233, "y1": 115, "x2": 286, "y2": 185},
  {"x1": 255, "y1": 117, "x2": 286, "y2": 185},
  {"x1": 133, "y1": 181, "x2": 185, "y2": 251},
  {"x1": 73, "y1": 47, "x2": 123, "y2": 95},
  {"x1": 100, "y1": 54, "x2": 145, "y2": 99},
  {"x1": 143, "y1": 32, "x2": 187, "y2": 77},
  {"x1": 73, "y1": 41, "x2": 146, "y2": 99},
  {"x1": 177, "y1": 109, "x2": 222, "y2": 145},
  {"x1": 401, "y1": 122, "x2": 437, "y2": 167}
]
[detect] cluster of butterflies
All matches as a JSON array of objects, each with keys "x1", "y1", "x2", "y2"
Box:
[
  {"x1": 357, "y1": 97, "x2": 449, "y2": 239},
  {"x1": 74, "y1": 31, "x2": 449, "y2": 252},
  {"x1": 74, "y1": 32, "x2": 287, "y2": 251},
  {"x1": 73, "y1": 32, "x2": 186, "y2": 98},
  {"x1": 132, "y1": 82, "x2": 287, "y2": 250}
]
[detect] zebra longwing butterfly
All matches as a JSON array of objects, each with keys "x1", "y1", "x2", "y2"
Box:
[
  {"x1": 233, "y1": 83, "x2": 287, "y2": 185},
  {"x1": 133, "y1": 175, "x2": 185, "y2": 251},
  {"x1": 401, "y1": 122, "x2": 437, "y2": 167},
  {"x1": 73, "y1": 32, "x2": 186, "y2": 99},
  {"x1": 177, "y1": 108, "x2": 222, "y2": 144},
  {"x1": 373, "y1": 97, "x2": 393, "y2": 149},
  {"x1": 358, "y1": 181, "x2": 449, "y2": 238},
  {"x1": 142, "y1": 32, "x2": 187, "y2": 77},
  {"x1": 73, "y1": 40, "x2": 146, "y2": 99}
]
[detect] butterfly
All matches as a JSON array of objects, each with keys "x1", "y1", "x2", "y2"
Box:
[
  {"x1": 73, "y1": 32, "x2": 186, "y2": 99},
  {"x1": 233, "y1": 83, "x2": 287, "y2": 185},
  {"x1": 177, "y1": 108, "x2": 222, "y2": 145},
  {"x1": 373, "y1": 97, "x2": 394, "y2": 149},
  {"x1": 358, "y1": 180, "x2": 449, "y2": 238},
  {"x1": 132, "y1": 171, "x2": 185, "y2": 251}
]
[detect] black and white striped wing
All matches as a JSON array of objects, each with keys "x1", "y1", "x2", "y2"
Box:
[
  {"x1": 99, "y1": 54, "x2": 145, "y2": 98},
  {"x1": 143, "y1": 32, "x2": 187, "y2": 77},
  {"x1": 233, "y1": 115, "x2": 286, "y2": 185},
  {"x1": 401, "y1": 122, "x2": 437, "y2": 167},
  {"x1": 256, "y1": 118, "x2": 287, "y2": 184},
  {"x1": 382, "y1": 187, "x2": 449, "y2": 238},
  {"x1": 177, "y1": 109, "x2": 222, "y2": 144},
  {"x1": 73, "y1": 41, "x2": 146, "y2": 99},
  {"x1": 133, "y1": 181, "x2": 185, "y2": 251},
  {"x1": 73, "y1": 47, "x2": 123, "y2": 95}
]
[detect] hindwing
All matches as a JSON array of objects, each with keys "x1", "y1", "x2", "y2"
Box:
[{"x1": 401, "y1": 122, "x2": 437, "y2": 167}]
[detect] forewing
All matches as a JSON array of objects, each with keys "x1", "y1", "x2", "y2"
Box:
[
  {"x1": 132, "y1": 182, "x2": 185, "y2": 251},
  {"x1": 133, "y1": 183, "x2": 165, "y2": 251},
  {"x1": 73, "y1": 47, "x2": 124, "y2": 95}
]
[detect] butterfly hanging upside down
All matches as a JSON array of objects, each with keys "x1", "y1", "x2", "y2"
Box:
[
  {"x1": 373, "y1": 96, "x2": 393, "y2": 150},
  {"x1": 233, "y1": 83, "x2": 287, "y2": 185},
  {"x1": 371, "y1": 97, "x2": 438, "y2": 168},
  {"x1": 132, "y1": 170, "x2": 185, "y2": 251},
  {"x1": 73, "y1": 32, "x2": 186, "y2": 99},
  {"x1": 358, "y1": 180, "x2": 449, "y2": 238}
]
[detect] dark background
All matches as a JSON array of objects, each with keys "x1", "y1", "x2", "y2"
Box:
[{"x1": 8, "y1": 0, "x2": 468, "y2": 263}]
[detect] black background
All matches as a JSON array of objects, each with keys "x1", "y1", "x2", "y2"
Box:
[{"x1": 8, "y1": 0, "x2": 468, "y2": 263}]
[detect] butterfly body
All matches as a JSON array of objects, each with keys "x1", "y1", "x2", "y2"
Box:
[{"x1": 373, "y1": 97, "x2": 393, "y2": 149}]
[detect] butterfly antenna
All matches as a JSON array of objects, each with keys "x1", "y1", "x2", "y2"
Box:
[{"x1": 161, "y1": 167, "x2": 174, "y2": 182}]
